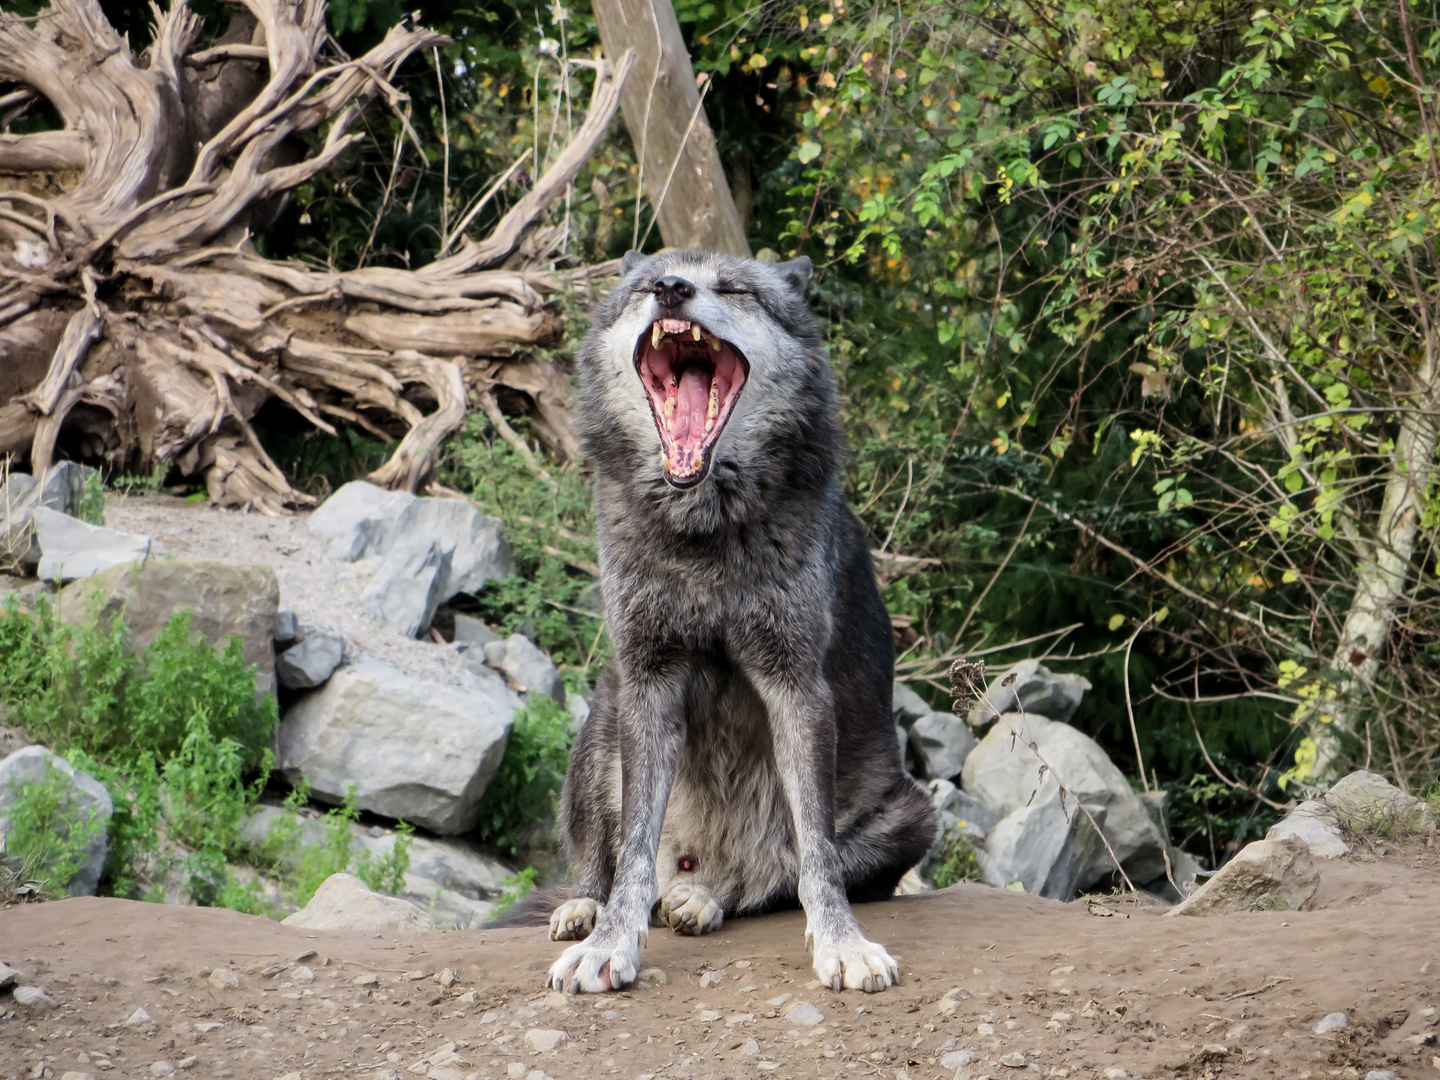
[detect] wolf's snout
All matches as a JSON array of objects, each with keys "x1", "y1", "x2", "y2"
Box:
[{"x1": 653, "y1": 274, "x2": 696, "y2": 308}]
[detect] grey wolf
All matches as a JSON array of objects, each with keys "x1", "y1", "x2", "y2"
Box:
[{"x1": 543, "y1": 249, "x2": 937, "y2": 994}]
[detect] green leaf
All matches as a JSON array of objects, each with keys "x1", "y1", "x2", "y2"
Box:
[{"x1": 796, "y1": 140, "x2": 823, "y2": 163}]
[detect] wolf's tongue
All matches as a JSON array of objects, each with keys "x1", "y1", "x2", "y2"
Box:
[{"x1": 671, "y1": 366, "x2": 712, "y2": 448}]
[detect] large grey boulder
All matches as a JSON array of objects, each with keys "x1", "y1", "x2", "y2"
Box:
[
  {"x1": 928, "y1": 778, "x2": 1001, "y2": 841},
  {"x1": 980, "y1": 789, "x2": 1110, "y2": 898},
  {"x1": 1322, "y1": 770, "x2": 1435, "y2": 836},
  {"x1": 453, "y1": 613, "x2": 500, "y2": 648},
  {"x1": 360, "y1": 536, "x2": 453, "y2": 638},
  {"x1": 307, "y1": 481, "x2": 514, "y2": 600},
  {"x1": 961, "y1": 712, "x2": 1166, "y2": 889},
  {"x1": 276, "y1": 628, "x2": 345, "y2": 690},
  {"x1": 0, "y1": 746, "x2": 112, "y2": 896},
  {"x1": 59, "y1": 560, "x2": 280, "y2": 698},
  {"x1": 281, "y1": 872, "x2": 436, "y2": 934},
  {"x1": 966, "y1": 660, "x2": 1092, "y2": 727},
  {"x1": 1267, "y1": 800, "x2": 1351, "y2": 859},
  {"x1": 892, "y1": 680, "x2": 932, "y2": 726},
  {"x1": 483, "y1": 633, "x2": 566, "y2": 704},
  {"x1": 1167, "y1": 834, "x2": 1318, "y2": 917},
  {"x1": 276, "y1": 658, "x2": 520, "y2": 834},
  {"x1": 0, "y1": 462, "x2": 99, "y2": 567},
  {"x1": 907, "y1": 711, "x2": 977, "y2": 781},
  {"x1": 33, "y1": 507, "x2": 151, "y2": 581}
]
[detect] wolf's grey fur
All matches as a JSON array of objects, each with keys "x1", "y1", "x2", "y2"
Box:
[{"x1": 544, "y1": 250, "x2": 937, "y2": 995}]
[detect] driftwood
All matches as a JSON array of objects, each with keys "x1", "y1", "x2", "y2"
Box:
[{"x1": 0, "y1": 0, "x2": 633, "y2": 511}]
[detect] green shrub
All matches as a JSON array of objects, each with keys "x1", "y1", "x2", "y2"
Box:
[
  {"x1": 490, "y1": 866, "x2": 538, "y2": 919},
  {"x1": 475, "y1": 697, "x2": 573, "y2": 858},
  {"x1": 931, "y1": 833, "x2": 981, "y2": 889},
  {"x1": 77, "y1": 472, "x2": 106, "y2": 526},
  {"x1": 3, "y1": 761, "x2": 105, "y2": 898}
]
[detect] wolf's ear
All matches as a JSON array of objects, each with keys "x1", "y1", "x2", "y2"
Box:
[
  {"x1": 775, "y1": 255, "x2": 813, "y2": 296},
  {"x1": 620, "y1": 250, "x2": 648, "y2": 277}
]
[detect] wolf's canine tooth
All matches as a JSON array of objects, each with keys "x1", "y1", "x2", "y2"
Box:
[
  {"x1": 652, "y1": 323, "x2": 663, "y2": 349},
  {"x1": 692, "y1": 325, "x2": 702, "y2": 341}
]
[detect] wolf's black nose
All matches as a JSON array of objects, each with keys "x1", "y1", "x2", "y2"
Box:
[{"x1": 653, "y1": 275, "x2": 696, "y2": 308}]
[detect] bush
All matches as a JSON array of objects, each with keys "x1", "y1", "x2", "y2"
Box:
[
  {"x1": 475, "y1": 697, "x2": 573, "y2": 858},
  {"x1": 930, "y1": 833, "x2": 982, "y2": 889},
  {"x1": 2, "y1": 761, "x2": 105, "y2": 899}
]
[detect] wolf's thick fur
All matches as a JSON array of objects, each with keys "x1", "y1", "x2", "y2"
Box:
[{"x1": 544, "y1": 250, "x2": 937, "y2": 994}]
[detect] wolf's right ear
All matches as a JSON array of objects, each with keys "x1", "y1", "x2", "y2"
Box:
[{"x1": 621, "y1": 250, "x2": 648, "y2": 277}]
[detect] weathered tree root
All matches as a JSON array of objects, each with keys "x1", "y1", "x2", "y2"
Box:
[{"x1": 0, "y1": 0, "x2": 633, "y2": 512}]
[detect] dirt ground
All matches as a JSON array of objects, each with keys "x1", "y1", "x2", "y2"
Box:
[{"x1": 4, "y1": 846, "x2": 1439, "y2": 1080}]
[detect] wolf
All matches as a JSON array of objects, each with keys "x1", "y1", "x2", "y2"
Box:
[{"x1": 542, "y1": 249, "x2": 937, "y2": 995}]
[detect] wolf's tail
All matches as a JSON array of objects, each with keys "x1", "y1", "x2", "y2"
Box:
[{"x1": 482, "y1": 883, "x2": 571, "y2": 929}]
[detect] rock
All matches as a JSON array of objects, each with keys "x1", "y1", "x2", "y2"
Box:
[
  {"x1": 207, "y1": 967, "x2": 240, "y2": 990},
  {"x1": 929, "y1": 779, "x2": 1001, "y2": 840},
  {"x1": 0, "y1": 746, "x2": 112, "y2": 895},
  {"x1": 282, "y1": 872, "x2": 437, "y2": 933},
  {"x1": 1323, "y1": 770, "x2": 1436, "y2": 835},
  {"x1": 483, "y1": 634, "x2": 566, "y2": 704},
  {"x1": 892, "y1": 681, "x2": 932, "y2": 726},
  {"x1": 699, "y1": 969, "x2": 727, "y2": 988},
  {"x1": 567, "y1": 693, "x2": 590, "y2": 731},
  {"x1": 124, "y1": 1006, "x2": 152, "y2": 1026},
  {"x1": 637, "y1": 967, "x2": 667, "y2": 985},
  {"x1": 961, "y1": 713, "x2": 1166, "y2": 890},
  {"x1": 33, "y1": 507, "x2": 151, "y2": 581},
  {"x1": 907, "y1": 711, "x2": 977, "y2": 780},
  {"x1": 307, "y1": 481, "x2": 515, "y2": 599},
  {"x1": 274, "y1": 610, "x2": 299, "y2": 646},
  {"x1": 0, "y1": 462, "x2": 99, "y2": 565},
  {"x1": 941, "y1": 1049, "x2": 975, "y2": 1070},
  {"x1": 59, "y1": 560, "x2": 280, "y2": 698},
  {"x1": 150, "y1": 1062, "x2": 174, "y2": 1076},
  {"x1": 1267, "y1": 800, "x2": 1351, "y2": 859},
  {"x1": 276, "y1": 658, "x2": 518, "y2": 834},
  {"x1": 453, "y1": 613, "x2": 500, "y2": 648},
  {"x1": 999, "y1": 1052, "x2": 1027, "y2": 1068},
  {"x1": 0, "y1": 962, "x2": 17, "y2": 990},
  {"x1": 13, "y1": 985, "x2": 57, "y2": 1012},
  {"x1": 361, "y1": 536, "x2": 454, "y2": 638},
  {"x1": 966, "y1": 660, "x2": 1092, "y2": 727},
  {"x1": 980, "y1": 788, "x2": 1110, "y2": 899},
  {"x1": 740, "y1": 1038, "x2": 760, "y2": 1056},
  {"x1": 523, "y1": 1029, "x2": 569, "y2": 1052},
  {"x1": 1314, "y1": 1012, "x2": 1348, "y2": 1034},
  {"x1": 1168, "y1": 834, "x2": 1319, "y2": 917},
  {"x1": 784, "y1": 1003, "x2": 824, "y2": 1026},
  {"x1": 276, "y1": 629, "x2": 345, "y2": 690},
  {"x1": 1364, "y1": 1071, "x2": 1396, "y2": 1080},
  {"x1": 895, "y1": 867, "x2": 930, "y2": 894}
]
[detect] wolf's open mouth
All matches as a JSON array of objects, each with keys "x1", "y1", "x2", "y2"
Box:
[{"x1": 635, "y1": 317, "x2": 748, "y2": 486}]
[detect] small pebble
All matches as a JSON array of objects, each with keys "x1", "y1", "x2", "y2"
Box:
[
  {"x1": 785, "y1": 1003, "x2": 824, "y2": 1027},
  {"x1": 697, "y1": 1010, "x2": 722, "y2": 1022},
  {"x1": 1314, "y1": 1012, "x2": 1348, "y2": 1034},
  {"x1": 976, "y1": 1022, "x2": 995, "y2": 1036},
  {"x1": 1000, "y1": 1052, "x2": 1027, "y2": 1068},
  {"x1": 177, "y1": 1058, "x2": 197, "y2": 1071},
  {"x1": 13, "y1": 986, "x2": 57, "y2": 1013},
  {"x1": 124, "y1": 1007, "x2": 152, "y2": 1027},
  {"x1": 1226, "y1": 1023, "x2": 1251, "y2": 1041},
  {"x1": 1103, "y1": 1070, "x2": 1127, "y2": 1080},
  {"x1": 437, "y1": 968, "x2": 457, "y2": 989},
  {"x1": 740, "y1": 1039, "x2": 760, "y2": 1057},
  {"x1": 506, "y1": 1064, "x2": 525, "y2": 1079},
  {"x1": 150, "y1": 1062, "x2": 175, "y2": 1076},
  {"x1": 92, "y1": 975, "x2": 119, "y2": 987},
  {"x1": 725, "y1": 1013, "x2": 755, "y2": 1026},
  {"x1": 352, "y1": 973, "x2": 378, "y2": 986},
  {"x1": 1363, "y1": 1072, "x2": 1396, "y2": 1080},
  {"x1": 207, "y1": 968, "x2": 240, "y2": 990},
  {"x1": 523, "y1": 1029, "x2": 569, "y2": 1053},
  {"x1": 193, "y1": 1022, "x2": 223, "y2": 1033},
  {"x1": 756, "y1": 1063, "x2": 780, "y2": 1073},
  {"x1": 637, "y1": 968, "x2": 667, "y2": 985},
  {"x1": 940, "y1": 1049, "x2": 975, "y2": 1070},
  {"x1": 767, "y1": 993, "x2": 792, "y2": 1007},
  {"x1": 291, "y1": 965, "x2": 314, "y2": 985},
  {"x1": 733, "y1": 960, "x2": 751, "y2": 969},
  {"x1": 699, "y1": 969, "x2": 727, "y2": 988}
]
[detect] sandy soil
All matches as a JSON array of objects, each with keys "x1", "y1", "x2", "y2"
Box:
[{"x1": 4, "y1": 846, "x2": 1438, "y2": 1080}]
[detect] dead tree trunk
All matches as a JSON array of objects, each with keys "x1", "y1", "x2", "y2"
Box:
[
  {"x1": 590, "y1": 0, "x2": 749, "y2": 256},
  {"x1": 0, "y1": 0, "x2": 634, "y2": 512}
]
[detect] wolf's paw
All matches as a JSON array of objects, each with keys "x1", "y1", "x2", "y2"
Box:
[
  {"x1": 545, "y1": 935, "x2": 639, "y2": 994},
  {"x1": 550, "y1": 897, "x2": 604, "y2": 941},
  {"x1": 811, "y1": 936, "x2": 899, "y2": 993},
  {"x1": 658, "y1": 880, "x2": 724, "y2": 936}
]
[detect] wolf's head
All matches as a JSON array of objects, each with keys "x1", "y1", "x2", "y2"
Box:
[{"x1": 579, "y1": 250, "x2": 834, "y2": 504}]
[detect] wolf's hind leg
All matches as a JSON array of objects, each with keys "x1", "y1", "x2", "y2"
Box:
[
  {"x1": 657, "y1": 879, "x2": 724, "y2": 936},
  {"x1": 550, "y1": 897, "x2": 604, "y2": 941},
  {"x1": 839, "y1": 779, "x2": 939, "y2": 903}
]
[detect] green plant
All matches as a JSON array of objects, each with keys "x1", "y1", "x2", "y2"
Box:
[
  {"x1": 930, "y1": 833, "x2": 981, "y2": 889},
  {"x1": 263, "y1": 783, "x2": 415, "y2": 907},
  {"x1": 490, "y1": 866, "x2": 537, "y2": 919},
  {"x1": 475, "y1": 697, "x2": 573, "y2": 859},
  {"x1": 77, "y1": 472, "x2": 106, "y2": 526},
  {"x1": 3, "y1": 761, "x2": 105, "y2": 899},
  {"x1": 108, "y1": 462, "x2": 170, "y2": 497},
  {"x1": 354, "y1": 819, "x2": 414, "y2": 895}
]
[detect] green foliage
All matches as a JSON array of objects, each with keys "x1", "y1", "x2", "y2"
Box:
[
  {"x1": 2, "y1": 761, "x2": 104, "y2": 899},
  {"x1": 77, "y1": 472, "x2": 106, "y2": 526},
  {"x1": 930, "y1": 833, "x2": 981, "y2": 889},
  {"x1": 491, "y1": 866, "x2": 538, "y2": 919},
  {"x1": 475, "y1": 697, "x2": 573, "y2": 859}
]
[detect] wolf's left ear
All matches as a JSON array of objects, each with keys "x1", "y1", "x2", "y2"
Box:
[
  {"x1": 621, "y1": 250, "x2": 648, "y2": 277},
  {"x1": 775, "y1": 256, "x2": 813, "y2": 296}
]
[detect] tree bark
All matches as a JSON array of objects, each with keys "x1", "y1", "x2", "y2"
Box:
[
  {"x1": 0, "y1": 0, "x2": 634, "y2": 512},
  {"x1": 590, "y1": 0, "x2": 749, "y2": 256}
]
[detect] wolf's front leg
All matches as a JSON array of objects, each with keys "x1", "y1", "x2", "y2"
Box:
[
  {"x1": 546, "y1": 672, "x2": 685, "y2": 993},
  {"x1": 759, "y1": 671, "x2": 900, "y2": 993}
]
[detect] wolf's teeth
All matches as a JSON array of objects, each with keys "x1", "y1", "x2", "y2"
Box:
[
  {"x1": 651, "y1": 324, "x2": 663, "y2": 349},
  {"x1": 692, "y1": 325, "x2": 702, "y2": 341},
  {"x1": 706, "y1": 384, "x2": 719, "y2": 419},
  {"x1": 703, "y1": 331, "x2": 722, "y2": 351},
  {"x1": 704, "y1": 417, "x2": 715, "y2": 433},
  {"x1": 664, "y1": 397, "x2": 676, "y2": 416}
]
